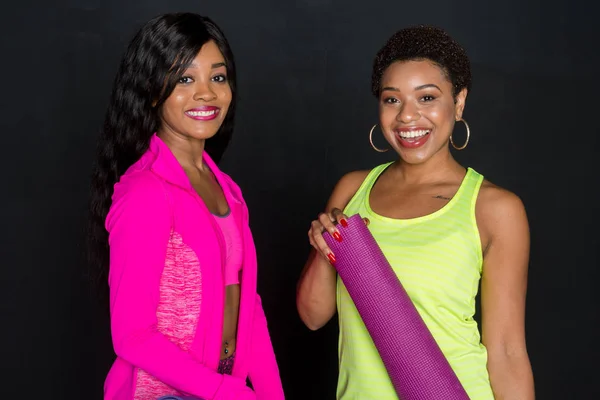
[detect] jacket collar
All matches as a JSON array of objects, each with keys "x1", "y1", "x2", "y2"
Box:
[{"x1": 148, "y1": 133, "x2": 222, "y2": 192}]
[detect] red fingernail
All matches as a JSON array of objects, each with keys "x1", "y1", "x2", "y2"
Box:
[
  {"x1": 327, "y1": 253, "x2": 336, "y2": 264},
  {"x1": 340, "y1": 218, "x2": 348, "y2": 228},
  {"x1": 333, "y1": 231, "x2": 343, "y2": 242}
]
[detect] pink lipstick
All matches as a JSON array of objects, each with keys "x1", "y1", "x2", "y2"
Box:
[{"x1": 185, "y1": 106, "x2": 220, "y2": 121}]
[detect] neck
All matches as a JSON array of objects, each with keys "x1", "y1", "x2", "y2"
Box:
[
  {"x1": 157, "y1": 130, "x2": 207, "y2": 171},
  {"x1": 391, "y1": 148, "x2": 464, "y2": 185}
]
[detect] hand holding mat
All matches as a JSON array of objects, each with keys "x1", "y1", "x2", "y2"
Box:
[{"x1": 324, "y1": 214, "x2": 469, "y2": 400}]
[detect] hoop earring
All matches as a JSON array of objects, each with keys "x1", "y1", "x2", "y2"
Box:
[
  {"x1": 450, "y1": 118, "x2": 470, "y2": 150},
  {"x1": 369, "y1": 124, "x2": 389, "y2": 153}
]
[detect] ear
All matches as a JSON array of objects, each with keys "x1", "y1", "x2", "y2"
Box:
[{"x1": 454, "y1": 88, "x2": 468, "y2": 120}]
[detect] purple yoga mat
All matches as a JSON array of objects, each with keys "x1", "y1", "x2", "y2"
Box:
[{"x1": 324, "y1": 214, "x2": 469, "y2": 400}]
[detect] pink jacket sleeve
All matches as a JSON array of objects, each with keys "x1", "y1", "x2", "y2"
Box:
[
  {"x1": 106, "y1": 173, "x2": 254, "y2": 400},
  {"x1": 247, "y1": 294, "x2": 285, "y2": 399}
]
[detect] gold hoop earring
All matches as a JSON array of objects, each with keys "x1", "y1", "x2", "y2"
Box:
[
  {"x1": 369, "y1": 124, "x2": 388, "y2": 153},
  {"x1": 450, "y1": 118, "x2": 470, "y2": 150}
]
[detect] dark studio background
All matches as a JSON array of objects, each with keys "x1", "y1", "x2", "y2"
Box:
[{"x1": 1, "y1": 0, "x2": 598, "y2": 398}]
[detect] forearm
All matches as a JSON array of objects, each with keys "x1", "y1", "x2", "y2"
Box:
[
  {"x1": 488, "y1": 351, "x2": 535, "y2": 400},
  {"x1": 113, "y1": 325, "x2": 248, "y2": 399},
  {"x1": 296, "y1": 250, "x2": 337, "y2": 330}
]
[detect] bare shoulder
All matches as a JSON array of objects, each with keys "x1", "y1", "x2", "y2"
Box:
[
  {"x1": 476, "y1": 179, "x2": 529, "y2": 249},
  {"x1": 336, "y1": 170, "x2": 371, "y2": 192},
  {"x1": 478, "y1": 179, "x2": 527, "y2": 216},
  {"x1": 327, "y1": 170, "x2": 371, "y2": 211}
]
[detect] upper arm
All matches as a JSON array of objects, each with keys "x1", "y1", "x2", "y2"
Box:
[
  {"x1": 325, "y1": 170, "x2": 370, "y2": 213},
  {"x1": 478, "y1": 185, "x2": 530, "y2": 355},
  {"x1": 106, "y1": 173, "x2": 172, "y2": 348},
  {"x1": 296, "y1": 170, "x2": 369, "y2": 328}
]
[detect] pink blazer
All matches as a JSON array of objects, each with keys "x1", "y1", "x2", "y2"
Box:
[{"x1": 104, "y1": 134, "x2": 284, "y2": 400}]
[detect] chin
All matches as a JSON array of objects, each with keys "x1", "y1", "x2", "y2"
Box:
[
  {"x1": 397, "y1": 139, "x2": 452, "y2": 165},
  {"x1": 400, "y1": 155, "x2": 431, "y2": 165},
  {"x1": 184, "y1": 128, "x2": 220, "y2": 141},
  {"x1": 395, "y1": 147, "x2": 432, "y2": 165}
]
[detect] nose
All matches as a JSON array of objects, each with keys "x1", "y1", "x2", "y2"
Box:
[
  {"x1": 193, "y1": 80, "x2": 217, "y2": 102},
  {"x1": 396, "y1": 100, "x2": 421, "y2": 123}
]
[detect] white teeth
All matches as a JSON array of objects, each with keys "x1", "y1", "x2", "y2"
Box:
[
  {"x1": 187, "y1": 110, "x2": 217, "y2": 116},
  {"x1": 399, "y1": 129, "x2": 430, "y2": 139}
]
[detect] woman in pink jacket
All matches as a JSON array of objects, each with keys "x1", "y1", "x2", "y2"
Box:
[{"x1": 88, "y1": 13, "x2": 284, "y2": 400}]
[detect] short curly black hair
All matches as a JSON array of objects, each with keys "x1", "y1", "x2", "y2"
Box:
[{"x1": 371, "y1": 25, "x2": 471, "y2": 99}]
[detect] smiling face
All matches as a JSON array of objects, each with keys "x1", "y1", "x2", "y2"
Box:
[
  {"x1": 378, "y1": 59, "x2": 467, "y2": 164},
  {"x1": 157, "y1": 40, "x2": 232, "y2": 141}
]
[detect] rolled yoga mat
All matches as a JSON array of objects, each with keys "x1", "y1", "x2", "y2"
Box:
[{"x1": 324, "y1": 214, "x2": 469, "y2": 400}]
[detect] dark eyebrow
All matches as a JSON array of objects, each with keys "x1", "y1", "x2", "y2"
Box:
[
  {"x1": 415, "y1": 83, "x2": 442, "y2": 92},
  {"x1": 186, "y1": 61, "x2": 226, "y2": 69},
  {"x1": 381, "y1": 84, "x2": 443, "y2": 93}
]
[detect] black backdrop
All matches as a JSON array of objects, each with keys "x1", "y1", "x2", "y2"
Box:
[{"x1": 1, "y1": 0, "x2": 598, "y2": 398}]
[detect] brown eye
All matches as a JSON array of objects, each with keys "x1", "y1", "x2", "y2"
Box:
[
  {"x1": 178, "y1": 76, "x2": 193, "y2": 84},
  {"x1": 212, "y1": 74, "x2": 227, "y2": 83}
]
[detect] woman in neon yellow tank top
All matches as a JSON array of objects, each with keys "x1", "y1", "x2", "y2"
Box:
[{"x1": 297, "y1": 26, "x2": 534, "y2": 400}]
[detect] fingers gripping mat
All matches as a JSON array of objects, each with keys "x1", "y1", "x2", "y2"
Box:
[{"x1": 324, "y1": 214, "x2": 469, "y2": 400}]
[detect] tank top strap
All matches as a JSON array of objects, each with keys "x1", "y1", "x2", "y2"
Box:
[
  {"x1": 422, "y1": 167, "x2": 484, "y2": 231},
  {"x1": 344, "y1": 162, "x2": 393, "y2": 215},
  {"x1": 454, "y1": 167, "x2": 484, "y2": 215}
]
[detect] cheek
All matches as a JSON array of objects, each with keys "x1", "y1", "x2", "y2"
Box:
[
  {"x1": 379, "y1": 105, "x2": 397, "y2": 124},
  {"x1": 162, "y1": 94, "x2": 185, "y2": 114},
  {"x1": 426, "y1": 104, "x2": 454, "y2": 125},
  {"x1": 220, "y1": 86, "x2": 233, "y2": 107},
  {"x1": 428, "y1": 109, "x2": 441, "y2": 121},
  {"x1": 171, "y1": 93, "x2": 187, "y2": 106}
]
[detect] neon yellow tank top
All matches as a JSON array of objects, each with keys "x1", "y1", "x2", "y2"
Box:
[{"x1": 337, "y1": 163, "x2": 494, "y2": 400}]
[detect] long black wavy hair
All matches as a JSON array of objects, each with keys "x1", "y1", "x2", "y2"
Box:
[{"x1": 88, "y1": 13, "x2": 237, "y2": 285}]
